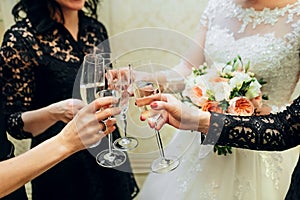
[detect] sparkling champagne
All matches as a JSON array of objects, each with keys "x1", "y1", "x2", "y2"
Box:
[
  {"x1": 134, "y1": 80, "x2": 160, "y2": 120},
  {"x1": 80, "y1": 82, "x2": 105, "y2": 104}
]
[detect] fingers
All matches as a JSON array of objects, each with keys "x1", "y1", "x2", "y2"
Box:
[
  {"x1": 87, "y1": 97, "x2": 118, "y2": 112},
  {"x1": 95, "y1": 107, "x2": 121, "y2": 121},
  {"x1": 135, "y1": 94, "x2": 163, "y2": 106},
  {"x1": 153, "y1": 113, "x2": 167, "y2": 130},
  {"x1": 149, "y1": 101, "x2": 172, "y2": 112},
  {"x1": 98, "y1": 118, "x2": 117, "y2": 135},
  {"x1": 135, "y1": 93, "x2": 172, "y2": 107},
  {"x1": 69, "y1": 99, "x2": 86, "y2": 108}
]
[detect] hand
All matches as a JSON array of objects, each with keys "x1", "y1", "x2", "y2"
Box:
[
  {"x1": 135, "y1": 94, "x2": 210, "y2": 132},
  {"x1": 106, "y1": 67, "x2": 131, "y2": 89},
  {"x1": 57, "y1": 97, "x2": 121, "y2": 152},
  {"x1": 47, "y1": 99, "x2": 85, "y2": 123}
]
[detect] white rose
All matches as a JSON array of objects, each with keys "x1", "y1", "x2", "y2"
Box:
[
  {"x1": 213, "y1": 82, "x2": 231, "y2": 101},
  {"x1": 229, "y1": 72, "x2": 251, "y2": 90},
  {"x1": 245, "y1": 79, "x2": 262, "y2": 99}
]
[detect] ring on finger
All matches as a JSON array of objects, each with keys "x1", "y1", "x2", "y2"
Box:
[{"x1": 98, "y1": 120, "x2": 108, "y2": 134}]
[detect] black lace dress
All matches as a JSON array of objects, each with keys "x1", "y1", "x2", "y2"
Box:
[
  {"x1": 0, "y1": 12, "x2": 138, "y2": 200},
  {"x1": 208, "y1": 96, "x2": 300, "y2": 200}
]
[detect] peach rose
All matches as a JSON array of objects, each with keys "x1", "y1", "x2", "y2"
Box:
[
  {"x1": 192, "y1": 86, "x2": 203, "y2": 97},
  {"x1": 202, "y1": 101, "x2": 224, "y2": 113},
  {"x1": 227, "y1": 97, "x2": 254, "y2": 116},
  {"x1": 190, "y1": 86, "x2": 208, "y2": 107},
  {"x1": 212, "y1": 77, "x2": 229, "y2": 83}
]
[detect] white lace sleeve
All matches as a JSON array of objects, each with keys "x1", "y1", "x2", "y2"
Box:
[{"x1": 199, "y1": 0, "x2": 214, "y2": 27}]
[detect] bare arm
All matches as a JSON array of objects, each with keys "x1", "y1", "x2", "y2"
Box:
[
  {"x1": 0, "y1": 97, "x2": 120, "y2": 198},
  {"x1": 22, "y1": 99, "x2": 85, "y2": 137}
]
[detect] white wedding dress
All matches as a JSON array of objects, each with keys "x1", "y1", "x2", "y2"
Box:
[{"x1": 138, "y1": 0, "x2": 300, "y2": 199}]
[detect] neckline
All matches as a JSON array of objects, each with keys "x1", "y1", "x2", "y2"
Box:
[{"x1": 232, "y1": 0, "x2": 300, "y2": 12}]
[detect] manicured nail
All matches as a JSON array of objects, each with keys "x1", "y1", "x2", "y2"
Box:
[
  {"x1": 150, "y1": 102, "x2": 157, "y2": 108},
  {"x1": 140, "y1": 115, "x2": 146, "y2": 121}
]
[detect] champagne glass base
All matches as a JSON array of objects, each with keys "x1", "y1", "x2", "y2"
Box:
[
  {"x1": 96, "y1": 149, "x2": 127, "y2": 168},
  {"x1": 113, "y1": 137, "x2": 139, "y2": 151},
  {"x1": 88, "y1": 140, "x2": 101, "y2": 148},
  {"x1": 151, "y1": 156, "x2": 180, "y2": 174}
]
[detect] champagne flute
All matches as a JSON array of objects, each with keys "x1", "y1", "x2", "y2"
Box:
[
  {"x1": 133, "y1": 61, "x2": 180, "y2": 173},
  {"x1": 95, "y1": 89, "x2": 127, "y2": 168},
  {"x1": 80, "y1": 53, "x2": 105, "y2": 147},
  {"x1": 112, "y1": 65, "x2": 139, "y2": 151}
]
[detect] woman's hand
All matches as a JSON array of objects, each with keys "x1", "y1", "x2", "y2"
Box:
[
  {"x1": 57, "y1": 97, "x2": 121, "y2": 152},
  {"x1": 106, "y1": 67, "x2": 131, "y2": 89},
  {"x1": 135, "y1": 94, "x2": 210, "y2": 133},
  {"x1": 47, "y1": 99, "x2": 85, "y2": 123}
]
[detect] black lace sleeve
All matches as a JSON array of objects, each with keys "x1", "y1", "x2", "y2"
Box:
[
  {"x1": 0, "y1": 26, "x2": 37, "y2": 139},
  {"x1": 207, "y1": 96, "x2": 300, "y2": 151}
]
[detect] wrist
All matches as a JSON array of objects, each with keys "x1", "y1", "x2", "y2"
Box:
[
  {"x1": 54, "y1": 123, "x2": 81, "y2": 155},
  {"x1": 197, "y1": 110, "x2": 211, "y2": 133},
  {"x1": 45, "y1": 103, "x2": 60, "y2": 123}
]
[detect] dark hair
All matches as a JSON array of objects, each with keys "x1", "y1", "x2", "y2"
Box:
[{"x1": 12, "y1": 0, "x2": 99, "y2": 32}]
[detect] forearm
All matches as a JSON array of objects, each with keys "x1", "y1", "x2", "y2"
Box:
[
  {"x1": 22, "y1": 106, "x2": 57, "y2": 137},
  {"x1": 0, "y1": 134, "x2": 75, "y2": 198},
  {"x1": 157, "y1": 62, "x2": 193, "y2": 93},
  {"x1": 196, "y1": 110, "x2": 211, "y2": 133},
  {"x1": 208, "y1": 111, "x2": 300, "y2": 151}
]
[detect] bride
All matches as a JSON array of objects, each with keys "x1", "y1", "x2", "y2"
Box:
[{"x1": 138, "y1": 0, "x2": 300, "y2": 199}]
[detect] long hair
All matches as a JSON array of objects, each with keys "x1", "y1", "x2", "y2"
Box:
[{"x1": 12, "y1": 0, "x2": 100, "y2": 32}]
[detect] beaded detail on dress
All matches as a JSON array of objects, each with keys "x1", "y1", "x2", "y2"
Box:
[
  {"x1": 225, "y1": 0, "x2": 300, "y2": 32},
  {"x1": 202, "y1": 0, "x2": 300, "y2": 107}
]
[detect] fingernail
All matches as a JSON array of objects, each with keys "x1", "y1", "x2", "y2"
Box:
[
  {"x1": 140, "y1": 115, "x2": 146, "y2": 121},
  {"x1": 150, "y1": 102, "x2": 157, "y2": 108}
]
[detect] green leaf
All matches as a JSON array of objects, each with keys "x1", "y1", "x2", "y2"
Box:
[
  {"x1": 219, "y1": 99, "x2": 229, "y2": 111},
  {"x1": 214, "y1": 145, "x2": 232, "y2": 156},
  {"x1": 206, "y1": 89, "x2": 215, "y2": 101},
  {"x1": 245, "y1": 60, "x2": 250, "y2": 73},
  {"x1": 258, "y1": 78, "x2": 267, "y2": 85},
  {"x1": 237, "y1": 55, "x2": 243, "y2": 67},
  {"x1": 262, "y1": 94, "x2": 269, "y2": 100}
]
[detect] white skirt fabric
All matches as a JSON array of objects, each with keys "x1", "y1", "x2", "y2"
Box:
[{"x1": 138, "y1": 130, "x2": 299, "y2": 200}]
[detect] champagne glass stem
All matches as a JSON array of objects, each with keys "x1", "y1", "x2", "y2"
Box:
[
  {"x1": 122, "y1": 112, "x2": 127, "y2": 137},
  {"x1": 108, "y1": 134, "x2": 113, "y2": 154},
  {"x1": 154, "y1": 120, "x2": 166, "y2": 159}
]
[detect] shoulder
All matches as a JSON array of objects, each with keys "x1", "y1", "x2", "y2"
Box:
[
  {"x1": 2, "y1": 18, "x2": 36, "y2": 44},
  {"x1": 80, "y1": 14, "x2": 108, "y2": 36}
]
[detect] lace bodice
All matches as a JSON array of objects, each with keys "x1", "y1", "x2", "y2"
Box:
[
  {"x1": 201, "y1": 0, "x2": 300, "y2": 107},
  {"x1": 0, "y1": 11, "x2": 109, "y2": 139}
]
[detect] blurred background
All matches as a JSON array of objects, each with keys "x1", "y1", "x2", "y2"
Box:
[{"x1": 0, "y1": 0, "x2": 208, "y2": 199}]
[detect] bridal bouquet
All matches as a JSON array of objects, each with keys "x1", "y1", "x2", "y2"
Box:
[{"x1": 182, "y1": 55, "x2": 267, "y2": 155}]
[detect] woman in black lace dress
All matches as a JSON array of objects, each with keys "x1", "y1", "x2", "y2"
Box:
[
  {"x1": 136, "y1": 94, "x2": 300, "y2": 200},
  {"x1": 0, "y1": 0, "x2": 138, "y2": 199}
]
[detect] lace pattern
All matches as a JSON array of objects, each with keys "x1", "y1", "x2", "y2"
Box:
[
  {"x1": 0, "y1": 12, "x2": 109, "y2": 138},
  {"x1": 0, "y1": 12, "x2": 139, "y2": 199},
  {"x1": 213, "y1": 96, "x2": 300, "y2": 150},
  {"x1": 225, "y1": 0, "x2": 300, "y2": 32},
  {"x1": 202, "y1": 0, "x2": 300, "y2": 107}
]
